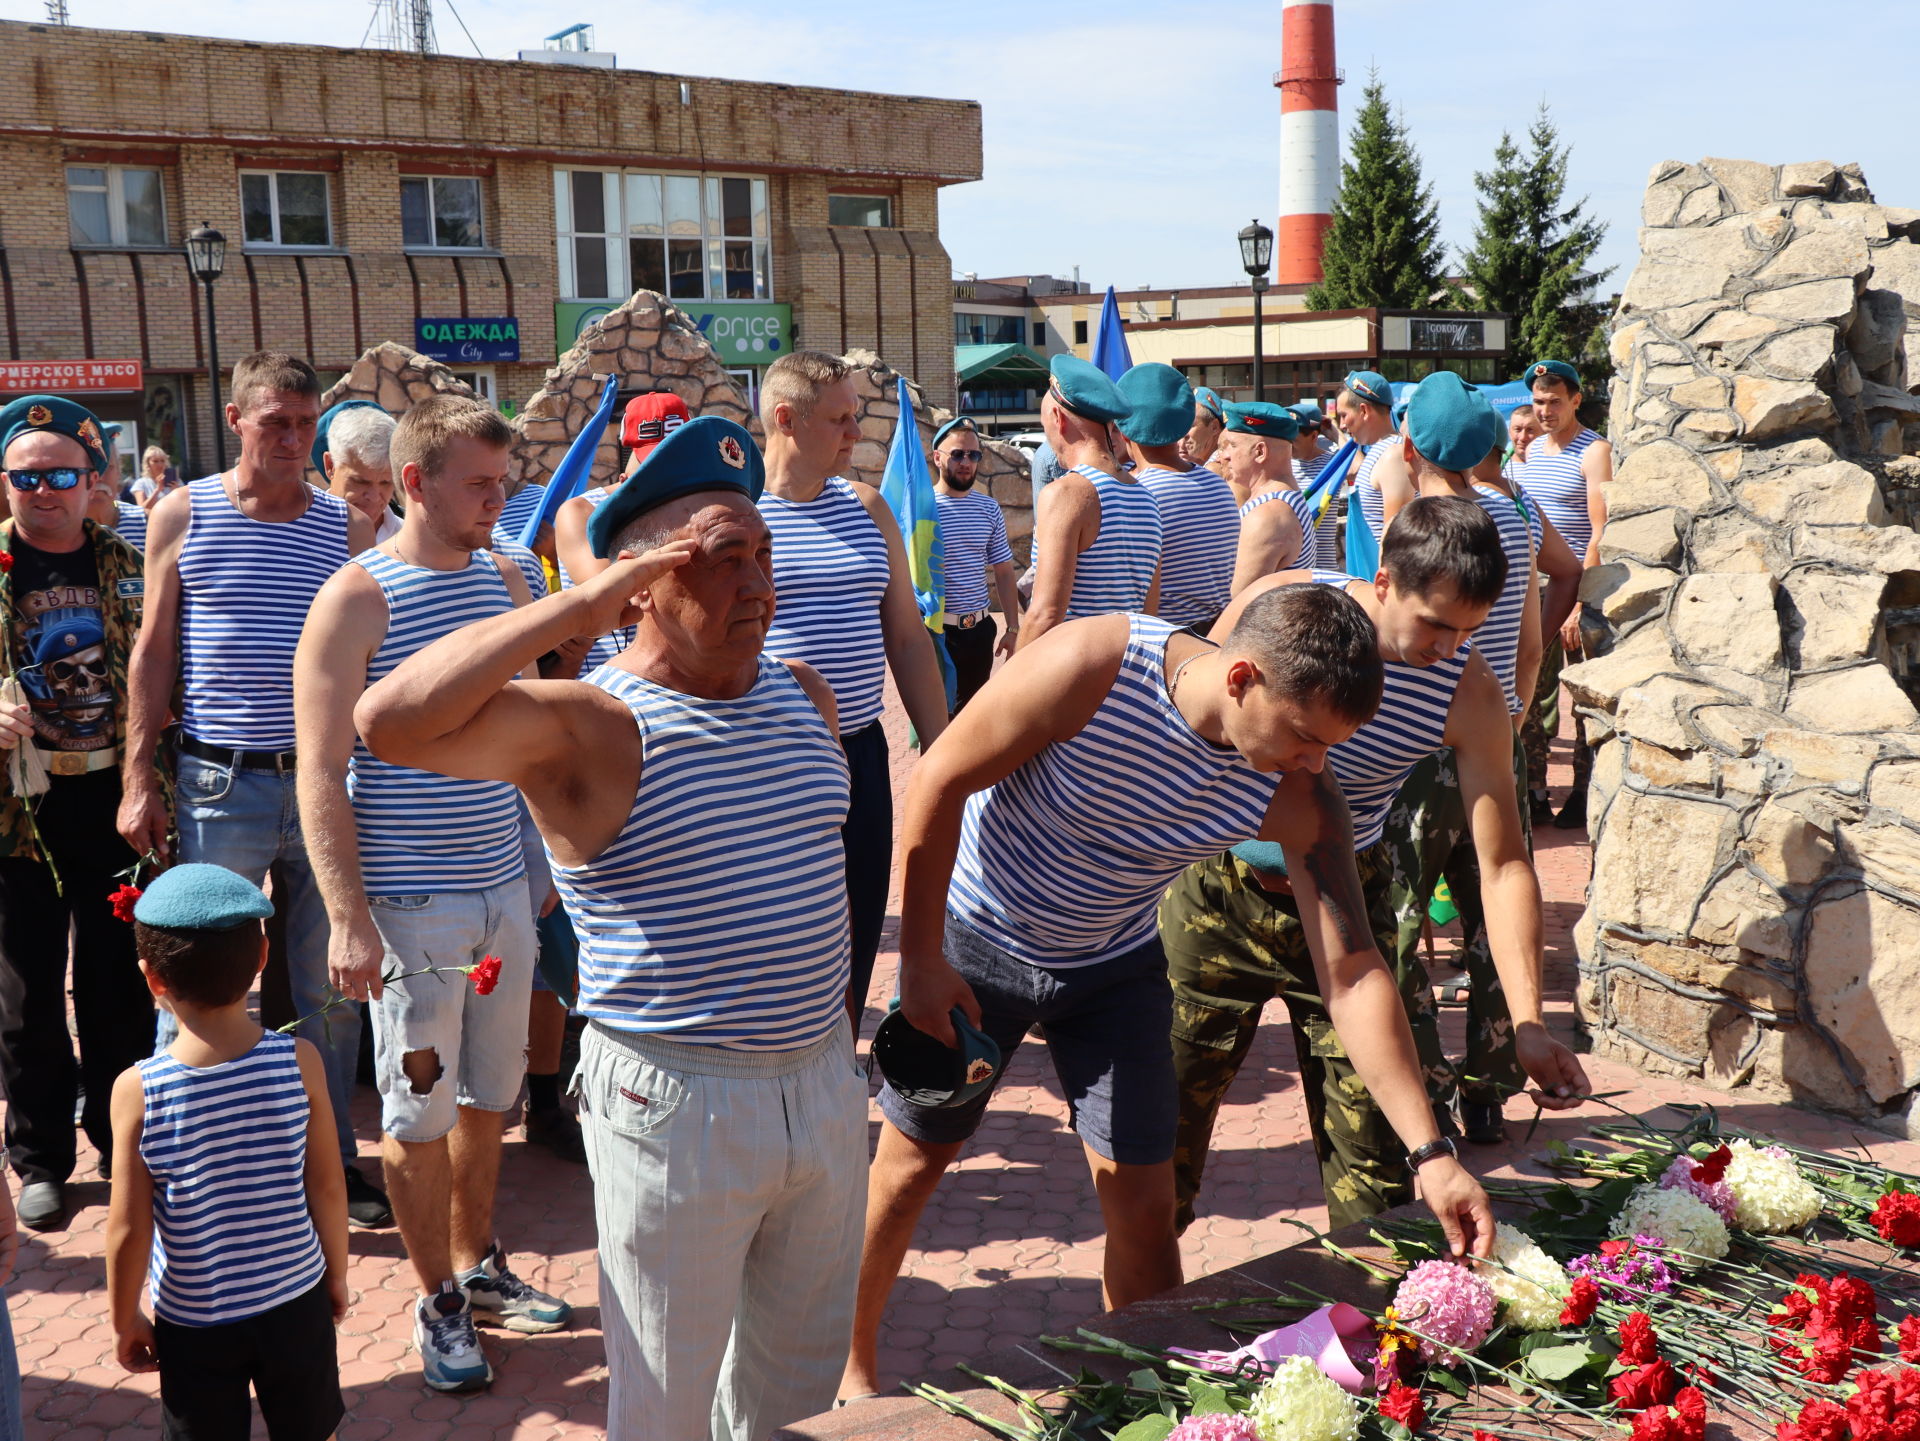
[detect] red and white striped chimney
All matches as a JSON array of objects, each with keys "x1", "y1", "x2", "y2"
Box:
[{"x1": 1274, "y1": 0, "x2": 1341, "y2": 287}]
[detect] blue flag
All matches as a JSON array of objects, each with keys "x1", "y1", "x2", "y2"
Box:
[
  {"x1": 1091, "y1": 285, "x2": 1133, "y2": 381},
  {"x1": 518, "y1": 373, "x2": 620, "y2": 549},
  {"x1": 878, "y1": 378, "x2": 945, "y2": 630},
  {"x1": 1346, "y1": 479, "x2": 1380, "y2": 579}
]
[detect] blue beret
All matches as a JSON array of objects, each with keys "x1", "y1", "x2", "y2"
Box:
[
  {"x1": 133, "y1": 863, "x2": 274, "y2": 931},
  {"x1": 931, "y1": 417, "x2": 977, "y2": 449},
  {"x1": 1341, "y1": 370, "x2": 1394, "y2": 409},
  {"x1": 1524, "y1": 359, "x2": 1582, "y2": 391},
  {"x1": 0, "y1": 395, "x2": 110, "y2": 475},
  {"x1": 311, "y1": 399, "x2": 387, "y2": 475},
  {"x1": 1405, "y1": 371, "x2": 1503, "y2": 472},
  {"x1": 587, "y1": 415, "x2": 765, "y2": 559},
  {"x1": 1223, "y1": 401, "x2": 1300, "y2": 441},
  {"x1": 1288, "y1": 402, "x2": 1325, "y2": 428},
  {"x1": 1193, "y1": 386, "x2": 1225, "y2": 421},
  {"x1": 1047, "y1": 354, "x2": 1132, "y2": 424},
  {"x1": 1115, "y1": 364, "x2": 1195, "y2": 446}
]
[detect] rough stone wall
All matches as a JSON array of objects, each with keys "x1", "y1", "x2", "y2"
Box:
[
  {"x1": 1570, "y1": 159, "x2": 1920, "y2": 1128},
  {"x1": 314, "y1": 343, "x2": 474, "y2": 483}
]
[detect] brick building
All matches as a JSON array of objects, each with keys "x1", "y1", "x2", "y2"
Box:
[{"x1": 0, "y1": 20, "x2": 981, "y2": 476}]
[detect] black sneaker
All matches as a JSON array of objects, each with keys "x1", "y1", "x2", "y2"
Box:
[
  {"x1": 525, "y1": 1106, "x2": 588, "y2": 1165},
  {"x1": 344, "y1": 1163, "x2": 394, "y2": 1228},
  {"x1": 1553, "y1": 792, "x2": 1588, "y2": 831},
  {"x1": 1462, "y1": 1100, "x2": 1508, "y2": 1146}
]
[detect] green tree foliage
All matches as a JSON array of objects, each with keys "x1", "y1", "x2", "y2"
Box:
[
  {"x1": 1305, "y1": 74, "x2": 1447, "y2": 312},
  {"x1": 1457, "y1": 104, "x2": 1613, "y2": 385}
]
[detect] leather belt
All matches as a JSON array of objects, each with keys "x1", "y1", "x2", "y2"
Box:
[
  {"x1": 948, "y1": 609, "x2": 991, "y2": 630},
  {"x1": 39, "y1": 747, "x2": 119, "y2": 777},
  {"x1": 178, "y1": 734, "x2": 298, "y2": 773}
]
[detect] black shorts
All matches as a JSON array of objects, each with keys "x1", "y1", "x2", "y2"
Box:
[{"x1": 154, "y1": 1278, "x2": 343, "y2": 1441}]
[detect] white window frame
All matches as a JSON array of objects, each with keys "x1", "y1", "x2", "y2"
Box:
[
  {"x1": 239, "y1": 169, "x2": 334, "y2": 249},
  {"x1": 401, "y1": 174, "x2": 487, "y2": 252},
  {"x1": 66, "y1": 164, "x2": 169, "y2": 248},
  {"x1": 449, "y1": 367, "x2": 497, "y2": 406},
  {"x1": 554, "y1": 169, "x2": 771, "y2": 304}
]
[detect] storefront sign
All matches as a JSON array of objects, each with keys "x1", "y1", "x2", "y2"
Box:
[
  {"x1": 1408, "y1": 318, "x2": 1485, "y2": 352},
  {"x1": 0, "y1": 359, "x2": 143, "y2": 393},
  {"x1": 555, "y1": 300, "x2": 792, "y2": 365},
  {"x1": 415, "y1": 317, "x2": 521, "y2": 364}
]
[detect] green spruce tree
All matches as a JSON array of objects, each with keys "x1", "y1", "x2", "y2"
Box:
[
  {"x1": 1456, "y1": 103, "x2": 1612, "y2": 383},
  {"x1": 1305, "y1": 74, "x2": 1447, "y2": 312}
]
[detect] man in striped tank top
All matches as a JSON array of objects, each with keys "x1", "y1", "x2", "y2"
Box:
[
  {"x1": 1219, "y1": 402, "x2": 1314, "y2": 595},
  {"x1": 1119, "y1": 364, "x2": 1239, "y2": 634},
  {"x1": 1289, "y1": 403, "x2": 1343, "y2": 564},
  {"x1": 1334, "y1": 370, "x2": 1400, "y2": 552},
  {"x1": 930, "y1": 417, "x2": 1021, "y2": 712},
  {"x1": 1164, "y1": 497, "x2": 1590, "y2": 1240},
  {"x1": 1515, "y1": 359, "x2": 1613, "y2": 831},
  {"x1": 841, "y1": 586, "x2": 1504, "y2": 1402},
  {"x1": 758, "y1": 352, "x2": 950, "y2": 1015},
  {"x1": 1181, "y1": 386, "x2": 1227, "y2": 485},
  {"x1": 117, "y1": 352, "x2": 392, "y2": 1229},
  {"x1": 295, "y1": 397, "x2": 570, "y2": 1393},
  {"x1": 357, "y1": 416, "x2": 866, "y2": 1440},
  {"x1": 1020, "y1": 354, "x2": 1163, "y2": 647}
]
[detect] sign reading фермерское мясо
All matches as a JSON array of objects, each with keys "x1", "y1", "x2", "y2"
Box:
[{"x1": 415, "y1": 318, "x2": 520, "y2": 364}]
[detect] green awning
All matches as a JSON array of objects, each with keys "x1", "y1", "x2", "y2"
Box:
[{"x1": 956, "y1": 342, "x2": 1051, "y2": 389}]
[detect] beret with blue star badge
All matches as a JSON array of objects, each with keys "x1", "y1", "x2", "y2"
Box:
[
  {"x1": 1405, "y1": 370, "x2": 1503, "y2": 473},
  {"x1": 0, "y1": 394, "x2": 111, "y2": 475},
  {"x1": 1524, "y1": 358, "x2": 1582, "y2": 392},
  {"x1": 1223, "y1": 400, "x2": 1300, "y2": 441},
  {"x1": 133, "y1": 863, "x2": 275, "y2": 931},
  {"x1": 1115, "y1": 363, "x2": 1195, "y2": 447},
  {"x1": 1047, "y1": 354, "x2": 1132, "y2": 424},
  {"x1": 587, "y1": 414, "x2": 765, "y2": 559}
]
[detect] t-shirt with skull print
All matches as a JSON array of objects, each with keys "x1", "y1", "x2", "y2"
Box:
[{"x1": 9, "y1": 536, "x2": 112, "y2": 753}]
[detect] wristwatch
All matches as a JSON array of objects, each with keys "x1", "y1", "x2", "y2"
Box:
[{"x1": 1407, "y1": 1136, "x2": 1458, "y2": 1170}]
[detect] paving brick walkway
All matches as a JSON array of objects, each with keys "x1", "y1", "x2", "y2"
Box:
[{"x1": 12, "y1": 703, "x2": 1915, "y2": 1439}]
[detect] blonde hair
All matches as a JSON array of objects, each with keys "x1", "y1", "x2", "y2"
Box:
[
  {"x1": 760, "y1": 350, "x2": 853, "y2": 426},
  {"x1": 230, "y1": 350, "x2": 319, "y2": 414},
  {"x1": 142, "y1": 445, "x2": 168, "y2": 466},
  {"x1": 390, "y1": 394, "x2": 512, "y2": 482}
]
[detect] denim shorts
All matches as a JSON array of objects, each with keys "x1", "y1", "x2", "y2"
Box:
[
  {"x1": 367, "y1": 879, "x2": 536, "y2": 1142},
  {"x1": 877, "y1": 914, "x2": 1178, "y2": 1165}
]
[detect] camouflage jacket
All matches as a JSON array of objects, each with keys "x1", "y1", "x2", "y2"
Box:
[{"x1": 0, "y1": 518, "x2": 154, "y2": 862}]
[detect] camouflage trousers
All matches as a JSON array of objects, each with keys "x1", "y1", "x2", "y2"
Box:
[
  {"x1": 1390, "y1": 738, "x2": 1528, "y2": 1109},
  {"x1": 1522, "y1": 635, "x2": 1593, "y2": 798},
  {"x1": 1163, "y1": 844, "x2": 1452, "y2": 1233}
]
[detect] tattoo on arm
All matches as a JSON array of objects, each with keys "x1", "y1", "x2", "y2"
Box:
[{"x1": 1299, "y1": 771, "x2": 1369, "y2": 954}]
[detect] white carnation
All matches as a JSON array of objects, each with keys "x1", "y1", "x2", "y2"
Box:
[
  {"x1": 1479, "y1": 1221, "x2": 1572, "y2": 1331},
  {"x1": 1725, "y1": 1138, "x2": 1822, "y2": 1233}
]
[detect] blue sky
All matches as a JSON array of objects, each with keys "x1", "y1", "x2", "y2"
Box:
[{"x1": 15, "y1": 0, "x2": 1918, "y2": 297}]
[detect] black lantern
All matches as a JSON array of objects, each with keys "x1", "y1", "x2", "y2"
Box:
[
  {"x1": 1239, "y1": 220, "x2": 1274, "y2": 403},
  {"x1": 187, "y1": 223, "x2": 228, "y2": 470}
]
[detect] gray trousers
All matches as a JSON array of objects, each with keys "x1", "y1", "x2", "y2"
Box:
[{"x1": 574, "y1": 1018, "x2": 867, "y2": 1440}]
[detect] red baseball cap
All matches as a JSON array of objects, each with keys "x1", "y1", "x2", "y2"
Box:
[{"x1": 621, "y1": 392, "x2": 692, "y2": 459}]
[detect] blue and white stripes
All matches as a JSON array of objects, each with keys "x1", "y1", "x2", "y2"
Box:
[
  {"x1": 1353, "y1": 437, "x2": 1398, "y2": 549},
  {"x1": 178, "y1": 477, "x2": 353, "y2": 749},
  {"x1": 490, "y1": 529, "x2": 549, "y2": 600},
  {"x1": 498, "y1": 482, "x2": 546, "y2": 541},
  {"x1": 349, "y1": 549, "x2": 526, "y2": 895},
  {"x1": 138, "y1": 1031, "x2": 326, "y2": 1327},
  {"x1": 1515, "y1": 429, "x2": 1601, "y2": 560},
  {"x1": 949, "y1": 615, "x2": 1277, "y2": 967},
  {"x1": 1239, "y1": 487, "x2": 1318, "y2": 572},
  {"x1": 111, "y1": 500, "x2": 148, "y2": 553},
  {"x1": 1064, "y1": 465, "x2": 1163, "y2": 620},
  {"x1": 1467, "y1": 484, "x2": 1538, "y2": 712},
  {"x1": 550, "y1": 658, "x2": 851, "y2": 1049},
  {"x1": 1294, "y1": 453, "x2": 1341, "y2": 563},
  {"x1": 934, "y1": 488, "x2": 1012, "y2": 615},
  {"x1": 760, "y1": 477, "x2": 892, "y2": 734},
  {"x1": 1135, "y1": 464, "x2": 1239, "y2": 626},
  {"x1": 556, "y1": 487, "x2": 630, "y2": 671}
]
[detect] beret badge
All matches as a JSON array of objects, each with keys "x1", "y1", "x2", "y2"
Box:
[
  {"x1": 25, "y1": 405, "x2": 51, "y2": 427},
  {"x1": 718, "y1": 435, "x2": 746, "y2": 470}
]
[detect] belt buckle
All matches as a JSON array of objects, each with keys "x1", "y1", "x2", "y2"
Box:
[
  {"x1": 959, "y1": 613, "x2": 977, "y2": 629},
  {"x1": 48, "y1": 751, "x2": 87, "y2": 777}
]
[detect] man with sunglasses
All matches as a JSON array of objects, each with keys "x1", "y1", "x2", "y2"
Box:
[
  {"x1": 931, "y1": 418, "x2": 1020, "y2": 712},
  {"x1": 0, "y1": 395, "x2": 154, "y2": 1232}
]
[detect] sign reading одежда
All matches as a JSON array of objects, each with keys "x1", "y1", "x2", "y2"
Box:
[
  {"x1": 0, "y1": 360, "x2": 143, "y2": 393},
  {"x1": 415, "y1": 317, "x2": 522, "y2": 364}
]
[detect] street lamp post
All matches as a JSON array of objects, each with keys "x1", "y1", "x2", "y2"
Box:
[
  {"x1": 1238, "y1": 219, "x2": 1274, "y2": 403},
  {"x1": 186, "y1": 222, "x2": 228, "y2": 472}
]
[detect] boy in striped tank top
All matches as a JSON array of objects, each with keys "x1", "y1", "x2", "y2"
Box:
[
  {"x1": 1219, "y1": 402, "x2": 1314, "y2": 595},
  {"x1": 295, "y1": 397, "x2": 569, "y2": 1393},
  {"x1": 116, "y1": 352, "x2": 390, "y2": 1230},
  {"x1": 931, "y1": 418, "x2": 1022, "y2": 712},
  {"x1": 107, "y1": 865, "x2": 347, "y2": 1441},
  {"x1": 1163, "y1": 499, "x2": 1591, "y2": 1240},
  {"x1": 1021, "y1": 354, "x2": 1163, "y2": 647},
  {"x1": 355, "y1": 416, "x2": 866, "y2": 1441},
  {"x1": 1117, "y1": 364, "x2": 1239, "y2": 633},
  {"x1": 842, "y1": 585, "x2": 1501, "y2": 1403}
]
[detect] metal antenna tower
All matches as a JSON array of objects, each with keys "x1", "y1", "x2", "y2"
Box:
[
  {"x1": 367, "y1": 0, "x2": 437, "y2": 55},
  {"x1": 45, "y1": 0, "x2": 70, "y2": 23}
]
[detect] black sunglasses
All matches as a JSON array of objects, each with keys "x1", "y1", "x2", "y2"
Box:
[
  {"x1": 7, "y1": 468, "x2": 88, "y2": 493},
  {"x1": 943, "y1": 449, "x2": 982, "y2": 462}
]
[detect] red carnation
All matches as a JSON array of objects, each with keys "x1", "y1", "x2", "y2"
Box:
[
  {"x1": 1379, "y1": 1383, "x2": 1425, "y2": 1432},
  {"x1": 1778, "y1": 1399, "x2": 1849, "y2": 1441},
  {"x1": 109, "y1": 883, "x2": 142, "y2": 923},
  {"x1": 1870, "y1": 1190, "x2": 1920, "y2": 1248},
  {"x1": 1691, "y1": 1144, "x2": 1732, "y2": 1185},
  {"x1": 1845, "y1": 1366, "x2": 1920, "y2": 1441},
  {"x1": 0, "y1": 551, "x2": 13, "y2": 574},
  {"x1": 1897, "y1": 1314, "x2": 1920, "y2": 1363},
  {"x1": 1598, "y1": 1238, "x2": 1630, "y2": 1257},
  {"x1": 1632, "y1": 1390, "x2": 1707, "y2": 1441},
  {"x1": 1631, "y1": 1409, "x2": 1677, "y2": 1441},
  {"x1": 469, "y1": 954, "x2": 503, "y2": 996},
  {"x1": 1673, "y1": 1388, "x2": 1707, "y2": 1441},
  {"x1": 1561, "y1": 1276, "x2": 1600, "y2": 1326},
  {"x1": 1610, "y1": 1359, "x2": 1679, "y2": 1412},
  {"x1": 1618, "y1": 1311, "x2": 1660, "y2": 1367}
]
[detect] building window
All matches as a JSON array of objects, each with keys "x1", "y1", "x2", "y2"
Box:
[
  {"x1": 66, "y1": 165, "x2": 166, "y2": 247},
  {"x1": 402, "y1": 176, "x2": 485, "y2": 249},
  {"x1": 954, "y1": 313, "x2": 1024, "y2": 346},
  {"x1": 556, "y1": 170, "x2": 769, "y2": 303},
  {"x1": 828, "y1": 194, "x2": 893, "y2": 228},
  {"x1": 1074, "y1": 319, "x2": 1089, "y2": 346},
  {"x1": 1032, "y1": 321, "x2": 1046, "y2": 348},
  {"x1": 240, "y1": 171, "x2": 332, "y2": 247}
]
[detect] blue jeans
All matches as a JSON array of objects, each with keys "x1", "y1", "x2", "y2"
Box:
[
  {"x1": 0, "y1": 1287, "x2": 19, "y2": 1441},
  {"x1": 167, "y1": 750, "x2": 358, "y2": 1166}
]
